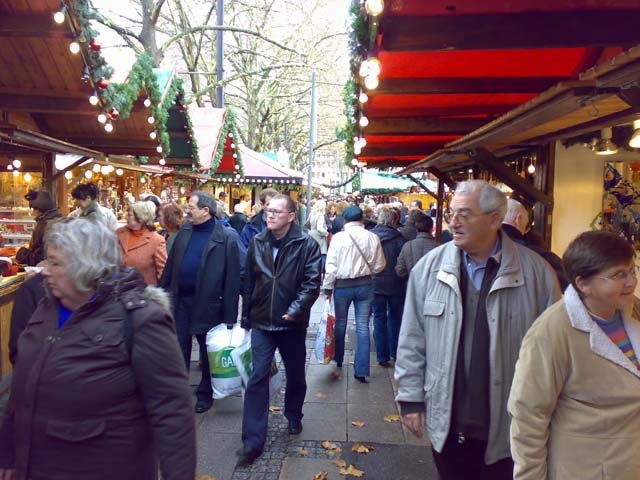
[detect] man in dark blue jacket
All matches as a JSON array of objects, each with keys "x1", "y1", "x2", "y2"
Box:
[
  {"x1": 240, "y1": 188, "x2": 278, "y2": 247},
  {"x1": 371, "y1": 206, "x2": 405, "y2": 367},
  {"x1": 237, "y1": 194, "x2": 322, "y2": 467}
]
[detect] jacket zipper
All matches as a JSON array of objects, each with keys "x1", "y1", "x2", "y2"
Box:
[{"x1": 270, "y1": 245, "x2": 279, "y2": 326}]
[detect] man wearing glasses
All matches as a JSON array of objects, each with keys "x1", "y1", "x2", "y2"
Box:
[
  {"x1": 159, "y1": 191, "x2": 241, "y2": 414},
  {"x1": 395, "y1": 180, "x2": 561, "y2": 479},
  {"x1": 237, "y1": 194, "x2": 322, "y2": 467}
]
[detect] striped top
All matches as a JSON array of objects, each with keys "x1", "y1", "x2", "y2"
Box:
[{"x1": 592, "y1": 311, "x2": 640, "y2": 369}]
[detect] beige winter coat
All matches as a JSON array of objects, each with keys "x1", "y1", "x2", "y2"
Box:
[{"x1": 509, "y1": 285, "x2": 640, "y2": 480}]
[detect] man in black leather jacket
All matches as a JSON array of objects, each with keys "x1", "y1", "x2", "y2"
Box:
[{"x1": 237, "y1": 194, "x2": 322, "y2": 467}]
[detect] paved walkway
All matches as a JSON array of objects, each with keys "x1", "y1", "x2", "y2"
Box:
[{"x1": 193, "y1": 294, "x2": 439, "y2": 480}]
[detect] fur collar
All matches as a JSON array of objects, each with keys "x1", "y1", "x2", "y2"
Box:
[{"x1": 564, "y1": 285, "x2": 640, "y2": 378}]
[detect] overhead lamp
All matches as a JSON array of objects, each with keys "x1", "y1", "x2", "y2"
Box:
[
  {"x1": 629, "y1": 119, "x2": 640, "y2": 149},
  {"x1": 359, "y1": 92, "x2": 368, "y2": 103},
  {"x1": 53, "y1": 7, "x2": 66, "y2": 24},
  {"x1": 365, "y1": 0, "x2": 384, "y2": 16},
  {"x1": 594, "y1": 127, "x2": 618, "y2": 156},
  {"x1": 364, "y1": 75, "x2": 379, "y2": 90}
]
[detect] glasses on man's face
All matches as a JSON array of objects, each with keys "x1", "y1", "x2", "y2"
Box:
[
  {"x1": 186, "y1": 204, "x2": 201, "y2": 211},
  {"x1": 444, "y1": 208, "x2": 492, "y2": 225},
  {"x1": 265, "y1": 208, "x2": 292, "y2": 217},
  {"x1": 595, "y1": 266, "x2": 638, "y2": 284}
]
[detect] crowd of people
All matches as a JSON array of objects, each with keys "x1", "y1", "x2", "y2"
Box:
[{"x1": 1, "y1": 179, "x2": 639, "y2": 479}]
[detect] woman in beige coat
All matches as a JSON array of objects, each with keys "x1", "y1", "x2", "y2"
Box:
[
  {"x1": 509, "y1": 231, "x2": 640, "y2": 480},
  {"x1": 116, "y1": 201, "x2": 167, "y2": 286}
]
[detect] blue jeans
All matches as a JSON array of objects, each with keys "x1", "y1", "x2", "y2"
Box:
[
  {"x1": 372, "y1": 294, "x2": 404, "y2": 363},
  {"x1": 333, "y1": 284, "x2": 373, "y2": 377},
  {"x1": 242, "y1": 328, "x2": 307, "y2": 452}
]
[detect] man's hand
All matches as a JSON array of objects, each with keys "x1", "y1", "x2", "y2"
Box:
[
  {"x1": 282, "y1": 314, "x2": 294, "y2": 321},
  {"x1": 0, "y1": 468, "x2": 16, "y2": 480},
  {"x1": 402, "y1": 412, "x2": 425, "y2": 438}
]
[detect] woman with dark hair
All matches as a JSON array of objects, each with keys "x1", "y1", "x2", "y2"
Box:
[
  {"x1": 69, "y1": 182, "x2": 118, "y2": 230},
  {"x1": 158, "y1": 202, "x2": 184, "y2": 252},
  {"x1": 509, "y1": 231, "x2": 640, "y2": 480}
]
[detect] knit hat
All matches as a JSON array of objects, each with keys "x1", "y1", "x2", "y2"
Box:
[
  {"x1": 343, "y1": 205, "x2": 363, "y2": 222},
  {"x1": 25, "y1": 190, "x2": 54, "y2": 212}
]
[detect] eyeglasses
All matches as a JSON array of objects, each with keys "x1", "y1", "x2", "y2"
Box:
[
  {"x1": 265, "y1": 208, "x2": 293, "y2": 217},
  {"x1": 444, "y1": 208, "x2": 494, "y2": 224},
  {"x1": 594, "y1": 266, "x2": 638, "y2": 283}
]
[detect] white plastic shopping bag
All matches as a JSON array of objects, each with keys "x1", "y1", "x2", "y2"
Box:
[
  {"x1": 206, "y1": 323, "x2": 246, "y2": 399},
  {"x1": 314, "y1": 299, "x2": 335, "y2": 364},
  {"x1": 230, "y1": 332, "x2": 282, "y2": 400}
]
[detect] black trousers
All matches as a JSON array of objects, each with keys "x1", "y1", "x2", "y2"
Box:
[{"x1": 432, "y1": 433, "x2": 514, "y2": 480}]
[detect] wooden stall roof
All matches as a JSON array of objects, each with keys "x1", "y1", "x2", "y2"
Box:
[
  {"x1": 356, "y1": 0, "x2": 640, "y2": 168},
  {"x1": 0, "y1": 0, "x2": 186, "y2": 159},
  {"x1": 398, "y1": 46, "x2": 640, "y2": 175}
]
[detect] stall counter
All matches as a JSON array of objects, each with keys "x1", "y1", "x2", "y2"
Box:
[{"x1": 0, "y1": 272, "x2": 25, "y2": 378}]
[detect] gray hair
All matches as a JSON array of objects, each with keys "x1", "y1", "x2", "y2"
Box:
[
  {"x1": 455, "y1": 180, "x2": 507, "y2": 221},
  {"x1": 376, "y1": 205, "x2": 396, "y2": 226},
  {"x1": 504, "y1": 198, "x2": 529, "y2": 226},
  {"x1": 130, "y1": 201, "x2": 156, "y2": 229},
  {"x1": 189, "y1": 190, "x2": 216, "y2": 214},
  {"x1": 45, "y1": 219, "x2": 121, "y2": 293}
]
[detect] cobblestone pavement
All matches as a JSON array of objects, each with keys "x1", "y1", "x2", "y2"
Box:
[{"x1": 193, "y1": 294, "x2": 439, "y2": 480}]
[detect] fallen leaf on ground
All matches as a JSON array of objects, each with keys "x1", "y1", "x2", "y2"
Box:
[
  {"x1": 351, "y1": 421, "x2": 365, "y2": 428},
  {"x1": 315, "y1": 392, "x2": 328, "y2": 398},
  {"x1": 299, "y1": 449, "x2": 310, "y2": 456},
  {"x1": 329, "y1": 447, "x2": 343, "y2": 455},
  {"x1": 313, "y1": 471, "x2": 329, "y2": 480},
  {"x1": 352, "y1": 443, "x2": 374, "y2": 453},
  {"x1": 383, "y1": 414, "x2": 401, "y2": 422},
  {"x1": 331, "y1": 371, "x2": 342, "y2": 380},
  {"x1": 333, "y1": 459, "x2": 347, "y2": 468},
  {"x1": 339, "y1": 465, "x2": 365, "y2": 477},
  {"x1": 321, "y1": 440, "x2": 339, "y2": 450},
  {"x1": 269, "y1": 406, "x2": 282, "y2": 412}
]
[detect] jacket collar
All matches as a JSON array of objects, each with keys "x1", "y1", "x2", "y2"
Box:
[
  {"x1": 249, "y1": 210, "x2": 265, "y2": 229},
  {"x1": 564, "y1": 285, "x2": 640, "y2": 378},
  {"x1": 117, "y1": 227, "x2": 153, "y2": 250},
  {"x1": 181, "y1": 218, "x2": 225, "y2": 244},
  {"x1": 254, "y1": 222, "x2": 305, "y2": 245}
]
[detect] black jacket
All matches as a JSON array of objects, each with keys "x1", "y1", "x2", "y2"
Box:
[
  {"x1": 501, "y1": 223, "x2": 569, "y2": 291},
  {"x1": 15, "y1": 209, "x2": 62, "y2": 266},
  {"x1": 242, "y1": 223, "x2": 322, "y2": 331},
  {"x1": 159, "y1": 219, "x2": 241, "y2": 334},
  {"x1": 9, "y1": 274, "x2": 45, "y2": 365},
  {"x1": 229, "y1": 212, "x2": 248, "y2": 236},
  {"x1": 371, "y1": 224, "x2": 406, "y2": 296}
]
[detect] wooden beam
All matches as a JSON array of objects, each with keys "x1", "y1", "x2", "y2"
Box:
[
  {"x1": 360, "y1": 146, "x2": 439, "y2": 157},
  {"x1": 472, "y1": 149, "x2": 553, "y2": 208},
  {"x1": 374, "y1": 77, "x2": 568, "y2": 95},
  {"x1": 382, "y1": 11, "x2": 640, "y2": 51},
  {"x1": 0, "y1": 94, "x2": 147, "y2": 115},
  {"x1": 368, "y1": 105, "x2": 522, "y2": 118},
  {"x1": 407, "y1": 174, "x2": 437, "y2": 198},
  {"x1": 427, "y1": 167, "x2": 456, "y2": 190},
  {"x1": 366, "y1": 117, "x2": 487, "y2": 136},
  {"x1": 0, "y1": 15, "x2": 72, "y2": 39}
]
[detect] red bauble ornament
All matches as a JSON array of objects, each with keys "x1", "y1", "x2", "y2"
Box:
[
  {"x1": 180, "y1": 104, "x2": 188, "y2": 111},
  {"x1": 96, "y1": 78, "x2": 109, "y2": 89},
  {"x1": 89, "y1": 39, "x2": 102, "y2": 52},
  {"x1": 109, "y1": 108, "x2": 119, "y2": 120}
]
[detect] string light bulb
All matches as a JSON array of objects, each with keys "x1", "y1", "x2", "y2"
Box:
[
  {"x1": 159, "y1": 158, "x2": 166, "y2": 166},
  {"x1": 53, "y1": 8, "x2": 66, "y2": 24},
  {"x1": 116, "y1": 168, "x2": 124, "y2": 176},
  {"x1": 359, "y1": 116, "x2": 369, "y2": 127},
  {"x1": 85, "y1": 170, "x2": 93, "y2": 179},
  {"x1": 64, "y1": 171, "x2": 72, "y2": 180},
  {"x1": 149, "y1": 131, "x2": 157, "y2": 139},
  {"x1": 97, "y1": 113, "x2": 107, "y2": 124},
  {"x1": 144, "y1": 98, "x2": 151, "y2": 107},
  {"x1": 12, "y1": 170, "x2": 19, "y2": 178},
  {"x1": 365, "y1": 0, "x2": 384, "y2": 16},
  {"x1": 12, "y1": 159, "x2": 21, "y2": 169},
  {"x1": 364, "y1": 75, "x2": 379, "y2": 90},
  {"x1": 93, "y1": 164, "x2": 101, "y2": 173},
  {"x1": 69, "y1": 41, "x2": 80, "y2": 54},
  {"x1": 89, "y1": 94, "x2": 99, "y2": 106},
  {"x1": 156, "y1": 145, "x2": 163, "y2": 153},
  {"x1": 147, "y1": 116, "x2": 155, "y2": 124},
  {"x1": 24, "y1": 173, "x2": 32, "y2": 183},
  {"x1": 359, "y1": 92, "x2": 368, "y2": 103},
  {"x1": 104, "y1": 122, "x2": 113, "y2": 133}
]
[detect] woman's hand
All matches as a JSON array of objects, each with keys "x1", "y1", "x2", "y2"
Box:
[{"x1": 0, "y1": 468, "x2": 16, "y2": 480}]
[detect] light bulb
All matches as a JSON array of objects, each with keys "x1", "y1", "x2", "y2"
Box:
[
  {"x1": 69, "y1": 41, "x2": 80, "y2": 54},
  {"x1": 359, "y1": 92, "x2": 368, "y2": 103},
  {"x1": 24, "y1": 173, "x2": 32, "y2": 183},
  {"x1": 156, "y1": 145, "x2": 163, "y2": 153},
  {"x1": 64, "y1": 171, "x2": 72, "y2": 180},
  {"x1": 359, "y1": 116, "x2": 369, "y2": 127},
  {"x1": 144, "y1": 98, "x2": 151, "y2": 107},
  {"x1": 147, "y1": 116, "x2": 155, "y2": 124},
  {"x1": 104, "y1": 122, "x2": 113, "y2": 132},
  {"x1": 12, "y1": 170, "x2": 19, "y2": 178},
  {"x1": 12, "y1": 159, "x2": 21, "y2": 168},
  {"x1": 365, "y1": 0, "x2": 384, "y2": 16},
  {"x1": 159, "y1": 158, "x2": 166, "y2": 166},
  {"x1": 101, "y1": 166, "x2": 110, "y2": 175},
  {"x1": 97, "y1": 113, "x2": 107, "y2": 123},
  {"x1": 89, "y1": 95, "x2": 99, "y2": 105},
  {"x1": 116, "y1": 168, "x2": 124, "y2": 176},
  {"x1": 354, "y1": 144, "x2": 362, "y2": 155},
  {"x1": 140, "y1": 177, "x2": 146, "y2": 184},
  {"x1": 53, "y1": 10, "x2": 65, "y2": 24},
  {"x1": 228, "y1": 132, "x2": 233, "y2": 138},
  {"x1": 364, "y1": 75, "x2": 379, "y2": 90},
  {"x1": 85, "y1": 170, "x2": 93, "y2": 179},
  {"x1": 7, "y1": 165, "x2": 13, "y2": 171},
  {"x1": 527, "y1": 163, "x2": 536, "y2": 174},
  {"x1": 93, "y1": 164, "x2": 101, "y2": 173},
  {"x1": 351, "y1": 158, "x2": 358, "y2": 166},
  {"x1": 230, "y1": 143, "x2": 235, "y2": 149},
  {"x1": 149, "y1": 131, "x2": 157, "y2": 139}
]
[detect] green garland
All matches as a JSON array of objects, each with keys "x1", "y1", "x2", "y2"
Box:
[
  {"x1": 352, "y1": 170, "x2": 362, "y2": 191},
  {"x1": 70, "y1": 0, "x2": 114, "y2": 83},
  {"x1": 205, "y1": 108, "x2": 244, "y2": 177}
]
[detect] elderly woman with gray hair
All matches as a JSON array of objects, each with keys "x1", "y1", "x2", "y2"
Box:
[
  {"x1": 0, "y1": 219, "x2": 196, "y2": 480},
  {"x1": 117, "y1": 201, "x2": 167, "y2": 286}
]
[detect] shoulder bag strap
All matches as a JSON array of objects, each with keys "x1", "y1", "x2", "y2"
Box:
[{"x1": 346, "y1": 231, "x2": 374, "y2": 275}]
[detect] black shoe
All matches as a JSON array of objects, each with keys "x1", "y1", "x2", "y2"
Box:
[
  {"x1": 336, "y1": 362, "x2": 343, "y2": 368},
  {"x1": 378, "y1": 360, "x2": 391, "y2": 367},
  {"x1": 288, "y1": 419, "x2": 303, "y2": 435},
  {"x1": 236, "y1": 447, "x2": 262, "y2": 467},
  {"x1": 195, "y1": 398, "x2": 213, "y2": 414},
  {"x1": 354, "y1": 375, "x2": 367, "y2": 383}
]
